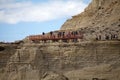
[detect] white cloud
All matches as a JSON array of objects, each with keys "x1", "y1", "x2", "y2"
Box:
[{"x1": 0, "y1": 0, "x2": 87, "y2": 24}]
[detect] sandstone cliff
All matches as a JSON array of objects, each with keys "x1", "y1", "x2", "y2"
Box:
[
  {"x1": 61, "y1": 0, "x2": 120, "y2": 30},
  {"x1": 0, "y1": 0, "x2": 120, "y2": 80},
  {"x1": 0, "y1": 41, "x2": 120, "y2": 80}
]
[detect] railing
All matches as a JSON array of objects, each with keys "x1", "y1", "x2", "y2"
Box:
[{"x1": 29, "y1": 34, "x2": 83, "y2": 42}]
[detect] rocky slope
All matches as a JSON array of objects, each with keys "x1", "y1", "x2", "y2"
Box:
[
  {"x1": 61, "y1": 0, "x2": 120, "y2": 42},
  {"x1": 0, "y1": 0, "x2": 120, "y2": 80},
  {"x1": 61, "y1": 0, "x2": 120, "y2": 30}
]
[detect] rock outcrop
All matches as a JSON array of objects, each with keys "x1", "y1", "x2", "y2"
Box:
[
  {"x1": 61, "y1": 0, "x2": 120, "y2": 30},
  {"x1": 61, "y1": 0, "x2": 120, "y2": 42}
]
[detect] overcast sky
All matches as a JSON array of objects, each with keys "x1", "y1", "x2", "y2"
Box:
[{"x1": 0, "y1": 0, "x2": 91, "y2": 42}]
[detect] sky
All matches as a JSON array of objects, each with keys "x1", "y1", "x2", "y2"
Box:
[{"x1": 0, "y1": 0, "x2": 91, "y2": 42}]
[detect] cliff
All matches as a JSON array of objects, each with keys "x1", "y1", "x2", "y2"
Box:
[
  {"x1": 0, "y1": 41, "x2": 120, "y2": 80},
  {"x1": 0, "y1": 0, "x2": 120, "y2": 80},
  {"x1": 61, "y1": 0, "x2": 120, "y2": 30}
]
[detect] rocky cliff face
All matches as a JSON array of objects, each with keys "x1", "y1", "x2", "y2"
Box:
[
  {"x1": 61, "y1": 0, "x2": 120, "y2": 30},
  {"x1": 0, "y1": 41, "x2": 120, "y2": 80},
  {"x1": 0, "y1": 43, "x2": 18, "y2": 68},
  {"x1": 0, "y1": 0, "x2": 120, "y2": 80}
]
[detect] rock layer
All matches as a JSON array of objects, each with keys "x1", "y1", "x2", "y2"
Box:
[{"x1": 0, "y1": 41, "x2": 120, "y2": 80}]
